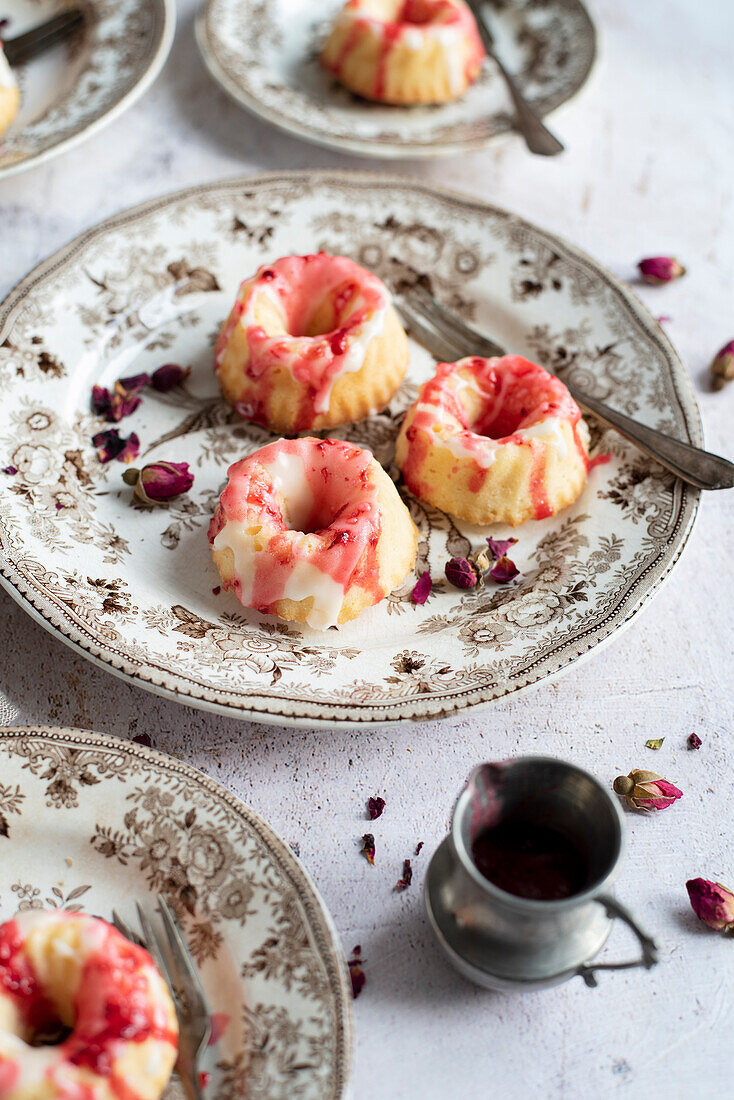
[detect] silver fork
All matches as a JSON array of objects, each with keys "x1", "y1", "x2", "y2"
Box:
[
  {"x1": 112, "y1": 898, "x2": 212, "y2": 1100},
  {"x1": 465, "y1": 0, "x2": 563, "y2": 156},
  {"x1": 397, "y1": 284, "x2": 734, "y2": 491}
]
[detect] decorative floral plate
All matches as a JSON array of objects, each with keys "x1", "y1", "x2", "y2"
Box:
[
  {"x1": 195, "y1": 0, "x2": 595, "y2": 158},
  {"x1": 0, "y1": 0, "x2": 175, "y2": 179},
  {"x1": 0, "y1": 726, "x2": 353, "y2": 1098},
  {"x1": 0, "y1": 171, "x2": 700, "y2": 726}
]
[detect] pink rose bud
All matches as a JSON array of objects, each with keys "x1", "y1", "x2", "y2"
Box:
[
  {"x1": 686, "y1": 878, "x2": 734, "y2": 932},
  {"x1": 710, "y1": 340, "x2": 734, "y2": 391},
  {"x1": 123, "y1": 460, "x2": 194, "y2": 504},
  {"x1": 613, "y1": 769, "x2": 683, "y2": 811},
  {"x1": 637, "y1": 256, "x2": 686, "y2": 285}
]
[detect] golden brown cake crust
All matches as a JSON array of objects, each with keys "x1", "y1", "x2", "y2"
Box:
[{"x1": 396, "y1": 355, "x2": 591, "y2": 527}]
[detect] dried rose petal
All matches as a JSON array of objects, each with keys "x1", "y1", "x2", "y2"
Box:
[
  {"x1": 645, "y1": 737, "x2": 664, "y2": 750},
  {"x1": 117, "y1": 372, "x2": 151, "y2": 394},
  {"x1": 445, "y1": 557, "x2": 478, "y2": 589},
  {"x1": 91, "y1": 384, "x2": 111, "y2": 416},
  {"x1": 348, "y1": 946, "x2": 365, "y2": 999},
  {"x1": 151, "y1": 363, "x2": 191, "y2": 392},
  {"x1": 613, "y1": 769, "x2": 682, "y2": 811},
  {"x1": 132, "y1": 733, "x2": 152, "y2": 747},
  {"x1": 396, "y1": 859, "x2": 413, "y2": 890},
  {"x1": 118, "y1": 433, "x2": 140, "y2": 464},
  {"x1": 412, "y1": 571, "x2": 432, "y2": 605},
  {"x1": 490, "y1": 555, "x2": 519, "y2": 583},
  {"x1": 212, "y1": 586, "x2": 221, "y2": 596},
  {"x1": 415, "y1": 841, "x2": 424, "y2": 856},
  {"x1": 2, "y1": 465, "x2": 17, "y2": 475},
  {"x1": 486, "y1": 537, "x2": 518, "y2": 560},
  {"x1": 686, "y1": 878, "x2": 734, "y2": 932},
  {"x1": 108, "y1": 390, "x2": 143, "y2": 423},
  {"x1": 92, "y1": 429, "x2": 139, "y2": 465},
  {"x1": 367, "y1": 796, "x2": 385, "y2": 821},
  {"x1": 687, "y1": 733, "x2": 702, "y2": 750},
  {"x1": 360, "y1": 833, "x2": 376, "y2": 866},
  {"x1": 638, "y1": 256, "x2": 686, "y2": 285},
  {"x1": 711, "y1": 340, "x2": 734, "y2": 391},
  {"x1": 122, "y1": 461, "x2": 194, "y2": 504}
]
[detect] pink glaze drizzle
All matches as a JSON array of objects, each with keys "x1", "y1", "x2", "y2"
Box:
[
  {"x1": 401, "y1": 355, "x2": 588, "y2": 521},
  {"x1": 325, "y1": 0, "x2": 485, "y2": 101},
  {"x1": 209, "y1": 437, "x2": 384, "y2": 620},
  {"x1": 0, "y1": 916, "x2": 177, "y2": 1100},
  {"x1": 215, "y1": 253, "x2": 389, "y2": 431}
]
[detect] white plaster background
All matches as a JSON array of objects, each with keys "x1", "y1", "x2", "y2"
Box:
[{"x1": 1, "y1": 0, "x2": 733, "y2": 1096}]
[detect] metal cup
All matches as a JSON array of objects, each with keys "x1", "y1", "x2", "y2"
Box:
[{"x1": 425, "y1": 757, "x2": 658, "y2": 990}]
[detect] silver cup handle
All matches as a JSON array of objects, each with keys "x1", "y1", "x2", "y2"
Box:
[{"x1": 576, "y1": 894, "x2": 659, "y2": 988}]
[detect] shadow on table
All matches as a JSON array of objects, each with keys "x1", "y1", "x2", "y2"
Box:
[{"x1": 160, "y1": 5, "x2": 420, "y2": 177}]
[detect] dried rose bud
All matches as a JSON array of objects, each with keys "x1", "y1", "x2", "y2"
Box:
[
  {"x1": 613, "y1": 769, "x2": 682, "y2": 811},
  {"x1": 92, "y1": 429, "x2": 140, "y2": 465},
  {"x1": 411, "y1": 571, "x2": 432, "y2": 605},
  {"x1": 360, "y1": 833, "x2": 376, "y2": 866},
  {"x1": 490, "y1": 555, "x2": 519, "y2": 583},
  {"x1": 687, "y1": 733, "x2": 702, "y2": 750},
  {"x1": 151, "y1": 363, "x2": 191, "y2": 392},
  {"x1": 367, "y1": 796, "x2": 385, "y2": 821},
  {"x1": 396, "y1": 859, "x2": 413, "y2": 890},
  {"x1": 686, "y1": 878, "x2": 734, "y2": 932},
  {"x1": 710, "y1": 340, "x2": 734, "y2": 391},
  {"x1": 638, "y1": 256, "x2": 686, "y2": 285},
  {"x1": 445, "y1": 556, "x2": 479, "y2": 589},
  {"x1": 348, "y1": 946, "x2": 365, "y2": 998},
  {"x1": 122, "y1": 460, "x2": 194, "y2": 504}
]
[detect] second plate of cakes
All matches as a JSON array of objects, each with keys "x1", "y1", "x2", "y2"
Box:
[
  {"x1": 195, "y1": 0, "x2": 596, "y2": 158},
  {"x1": 0, "y1": 171, "x2": 700, "y2": 725}
]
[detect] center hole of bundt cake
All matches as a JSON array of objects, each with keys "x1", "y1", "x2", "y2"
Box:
[
  {"x1": 28, "y1": 1020, "x2": 73, "y2": 1047},
  {"x1": 284, "y1": 495, "x2": 341, "y2": 536}
]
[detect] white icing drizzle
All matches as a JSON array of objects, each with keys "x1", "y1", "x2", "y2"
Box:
[
  {"x1": 313, "y1": 297, "x2": 387, "y2": 413},
  {"x1": 213, "y1": 445, "x2": 352, "y2": 630},
  {"x1": 440, "y1": 429, "x2": 498, "y2": 468},
  {"x1": 240, "y1": 281, "x2": 389, "y2": 416},
  {"x1": 518, "y1": 418, "x2": 570, "y2": 458},
  {"x1": 214, "y1": 523, "x2": 347, "y2": 630},
  {"x1": 431, "y1": 25, "x2": 465, "y2": 94},
  {"x1": 268, "y1": 448, "x2": 314, "y2": 530},
  {"x1": 0, "y1": 48, "x2": 16, "y2": 92}
]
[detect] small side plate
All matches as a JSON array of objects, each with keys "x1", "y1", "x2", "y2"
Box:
[{"x1": 195, "y1": 0, "x2": 595, "y2": 158}]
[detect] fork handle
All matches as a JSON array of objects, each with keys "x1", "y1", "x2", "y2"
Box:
[
  {"x1": 569, "y1": 384, "x2": 734, "y2": 490},
  {"x1": 488, "y1": 49, "x2": 564, "y2": 156},
  {"x1": 176, "y1": 1065, "x2": 205, "y2": 1100}
]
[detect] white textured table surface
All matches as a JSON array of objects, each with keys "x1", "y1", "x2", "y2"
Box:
[{"x1": 1, "y1": 0, "x2": 733, "y2": 1096}]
